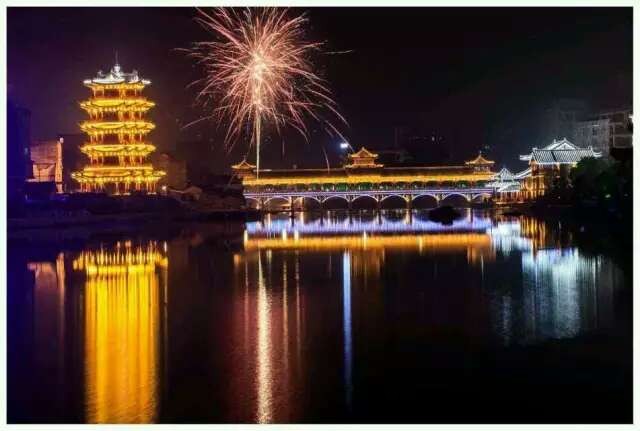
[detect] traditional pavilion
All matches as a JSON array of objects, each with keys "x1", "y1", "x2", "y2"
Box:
[
  {"x1": 71, "y1": 63, "x2": 165, "y2": 194},
  {"x1": 487, "y1": 166, "x2": 531, "y2": 202},
  {"x1": 345, "y1": 147, "x2": 384, "y2": 170},
  {"x1": 519, "y1": 138, "x2": 601, "y2": 199},
  {"x1": 465, "y1": 152, "x2": 495, "y2": 172}
]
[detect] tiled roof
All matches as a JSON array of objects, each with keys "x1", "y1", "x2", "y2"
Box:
[
  {"x1": 84, "y1": 63, "x2": 150, "y2": 86},
  {"x1": 492, "y1": 167, "x2": 516, "y2": 181},
  {"x1": 520, "y1": 138, "x2": 601, "y2": 165},
  {"x1": 530, "y1": 148, "x2": 600, "y2": 165},
  {"x1": 349, "y1": 147, "x2": 378, "y2": 159}
]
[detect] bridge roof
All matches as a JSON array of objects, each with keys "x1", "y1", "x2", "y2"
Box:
[
  {"x1": 465, "y1": 152, "x2": 495, "y2": 165},
  {"x1": 241, "y1": 164, "x2": 495, "y2": 186}
]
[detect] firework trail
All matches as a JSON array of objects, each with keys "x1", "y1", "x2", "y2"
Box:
[{"x1": 185, "y1": 7, "x2": 347, "y2": 176}]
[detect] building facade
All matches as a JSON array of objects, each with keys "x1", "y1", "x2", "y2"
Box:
[
  {"x1": 519, "y1": 138, "x2": 602, "y2": 199},
  {"x1": 28, "y1": 139, "x2": 63, "y2": 192},
  {"x1": 7, "y1": 99, "x2": 33, "y2": 204},
  {"x1": 574, "y1": 108, "x2": 633, "y2": 156}
]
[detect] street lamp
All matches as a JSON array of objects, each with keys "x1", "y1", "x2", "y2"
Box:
[{"x1": 340, "y1": 141, "x2": 354, "y2": 152}]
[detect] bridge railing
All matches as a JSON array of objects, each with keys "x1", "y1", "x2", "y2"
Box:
[{"x1": 245, "y1": 180, "x2": 490, "y2": 194}]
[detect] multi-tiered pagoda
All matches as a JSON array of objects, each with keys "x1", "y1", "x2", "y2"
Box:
[{"x1": 72, "y1": 63, "x2": 165, "y2": 194}]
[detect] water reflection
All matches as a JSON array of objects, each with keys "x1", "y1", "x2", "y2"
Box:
[
  {"x1": 342, "y1": 251, "x2": 353, "y2": 410},
  {"x1": 14, "y1": 210, "x2": 627, "y2": 423},
  {"x1": 73, "y1": 241, "x2": 168, "y2": 423},
  {"x1": 245, "y1": 210, "x2": 621, "y2": 348}
]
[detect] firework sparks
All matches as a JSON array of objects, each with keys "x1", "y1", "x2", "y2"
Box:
[{"x1": 185, "y1": 7, "x2": 347, "y2": 176}]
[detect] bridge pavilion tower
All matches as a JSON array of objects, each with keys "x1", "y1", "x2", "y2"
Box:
[
  {"x1": 71, "y1": 62, "x2": 165, "y2": 194},
  {"x1": 345, "y1": 147, "x2": 384, "y2": 171},
  {"x1": 465, "y1": 152, "x2": 495, "y2": 172}
]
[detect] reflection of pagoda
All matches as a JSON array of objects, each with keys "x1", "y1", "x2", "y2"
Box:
[
  {"x1": 72, "y1": 240, "x2": 168, "y2": 423},
  {"x1": 71, "y1": 63, "x2": 165, "y2": 194}
]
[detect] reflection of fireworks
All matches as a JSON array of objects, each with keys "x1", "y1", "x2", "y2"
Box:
[{"x1": 185, "y1": 7, "x2": 347, "y2": 176}]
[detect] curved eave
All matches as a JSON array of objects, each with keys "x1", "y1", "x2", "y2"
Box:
[
  {"x1": 80, "y1": 143, "x2": 156, "y2": 156},
  {"x1": 80, "y1": 98, "x2": 155, "y2": 110},
  {"x1": 83, "y1": 81, "x2": 149, "y2": 89},
  {"x1": 80, "y1": 121, "x2": 155, "y2": 133},
  {"x1": 71, "y1": 167, "x2": 166, "y2": 181}
]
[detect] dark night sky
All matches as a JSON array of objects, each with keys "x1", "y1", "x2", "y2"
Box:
[{"x1": 8, "y1": 7, "x2": 632, "y2": 172}]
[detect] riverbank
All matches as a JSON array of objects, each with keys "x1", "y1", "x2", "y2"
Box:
[{"x1": 7, "y1": 208, "x2": 260, "y2": 243}]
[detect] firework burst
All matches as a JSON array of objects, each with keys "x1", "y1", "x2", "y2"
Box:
[{"x1": 185, "y1": 7, "x2": 347, "y2": 176}]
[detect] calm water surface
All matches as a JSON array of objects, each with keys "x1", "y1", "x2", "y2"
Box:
[{"x1": 8, "y1": 210, "x2": 632, "y2": 423}]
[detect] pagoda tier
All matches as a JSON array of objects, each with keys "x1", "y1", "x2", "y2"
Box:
[
  {"x1": 73, "y1": 165, "x2": 165, "y2": 193},
  {"x1": 72, "y1": 63, "x2": 165, "y2": 194},
  {"x1": 80, "y1": 120, "x2": 155, "y2": 134},
  {"x1": 80, "y1": 142, "x2": 156, "y2": 158},
  {"x1": 80, "y1": 97, "x2": 154, "y2": 111}
]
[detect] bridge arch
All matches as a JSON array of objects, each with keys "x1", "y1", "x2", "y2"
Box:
[
  {"x1": 321, "y1": 195, "x2": 350, "y2": 210},
  {"x1": 244, "y1": 196, "x2": 261, "y2": 209},
  {"x1": 441, "y1": 193, "x2": 471, "y2": 207},
  {"x1": 412, "y1": 194, "x2": 439, "y2": 209},
  {"x1": 380, "y1": 194, "x2": 408, "y2": 209},
  {"x1": 471, "y1": 192, "x2": 493, "y2": 203},
  {"x1": 351, "y1": 194, "x2": 379, "y2": 209},
  {"x1": 262, "y1": 196, "x2": 291, "y2": 210},
  {"x1": 380, "y1": 194, "x2": 408, "y2": 203}
]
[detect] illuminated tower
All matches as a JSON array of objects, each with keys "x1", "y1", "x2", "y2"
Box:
[{"x1": 71, "y1": 63, "x2": 165, "y2": 194}]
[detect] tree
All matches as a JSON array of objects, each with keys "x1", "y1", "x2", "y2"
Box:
[{"x1": 569, "y1": 157, "x2": 610, "y2": 201}]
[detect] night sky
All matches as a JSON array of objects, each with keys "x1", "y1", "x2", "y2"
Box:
[{"x1": 8, "y1": 7, "x2": 632, "y2": 172}]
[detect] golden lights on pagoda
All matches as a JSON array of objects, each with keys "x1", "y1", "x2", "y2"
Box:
[{"x1": 71, "y1": 63, "x2": 165, "y2": 194}]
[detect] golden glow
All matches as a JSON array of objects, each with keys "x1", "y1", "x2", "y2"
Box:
[
  {"x1": 245, "y1": 233, "x2": 491, "y2": 251},
  {"x1": 78, "y1": 242, "x2": 167, "y2": 423},
  {"x1": 81, "y1": 165, "x2": 156, "y2": 172},
  {"x1": 72, "y1": 65, "x2": 165, "y2": 194},
  {"x1": 242, "y1": 172, "x2": 493, "y2": 187},
  {"x1": 80, "y1": 121, "x2": 155, "y2": 133},
  {"x1": 81, "y1": 97, "x2": 155, "y2": 110},
  {"x1": 86, "y1": 82, "x2": 146, "y2": 91},
  {"x1": 80, "y1": 143, "x2": 156, "y2": 157}
]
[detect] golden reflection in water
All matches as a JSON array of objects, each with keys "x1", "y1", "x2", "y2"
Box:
[
  {"x1": 256, "y1": 251, "x2": 273, "y2": 423},
  {"x1": 245, "y1": 232, "x2": 492, "y2": 252},
  {"x1": 74, "y1": 241, "x2": 167, "y2": 424}
]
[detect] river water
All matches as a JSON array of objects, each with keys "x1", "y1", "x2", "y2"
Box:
[{"x1": 7, "y1": 210, "x2": 632, "y2": 423}]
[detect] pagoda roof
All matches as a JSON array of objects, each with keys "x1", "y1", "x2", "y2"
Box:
[
  {"x1": 84, "y1": 63, "x2": 150, "y2": 86},
  {"x1": 465, "y1": 152, "x2": 494, "y2": 165},
  {"x1": 231, "y1": 159, "x2": 256, "y2": 170},
  {"x1": 349, "y1": 147, "x2": 379, "y2": 159},
  {"x1": 520, "y1": 138, "x2": 602, "y2": 165}
]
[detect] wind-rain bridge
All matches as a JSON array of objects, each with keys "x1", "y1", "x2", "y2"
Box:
[{"x1": 233, "y1": 148, "x2": 499, "y2": 210}]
